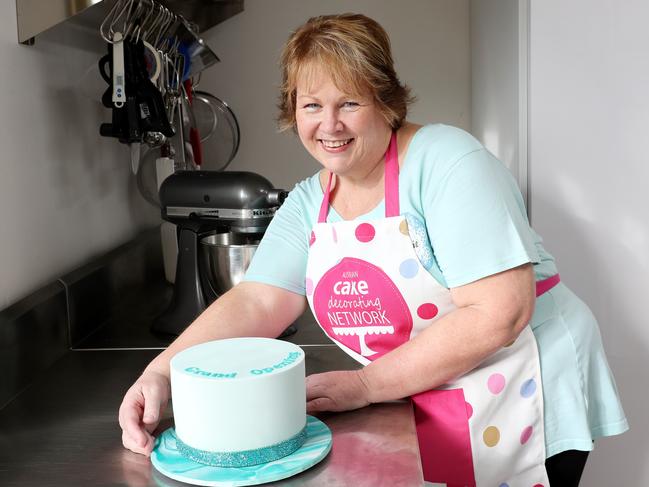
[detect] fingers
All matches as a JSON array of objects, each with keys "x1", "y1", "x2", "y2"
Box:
[
  {"x1": 306, "y1": 374, "x2": 333, "y2": 413},
  {"x1": 305, "y1": 371, "x2": 370, "y2": 413},
  {"x1": 118, "y1": 376, "x2": 168, "y2": 454},
  {"x1": 142, "y1": 384, "x2": 163, "y2": 427},
  {"x1": 307, "y1": 397, "x2": 333, "y2": 414},
  {"x1": 305, "y1": 373, "x2": 329, "y2": 400},
  {"x1": 118, "y1": 392, "x2": 149, "y2": 449},
  {"x1": 122, "y1": 428, "x2": 155, "y2": 456}
]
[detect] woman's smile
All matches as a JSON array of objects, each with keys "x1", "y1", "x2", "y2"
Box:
[{"x1": 319, "y1": 137, "x2": 354, "y2": 152}]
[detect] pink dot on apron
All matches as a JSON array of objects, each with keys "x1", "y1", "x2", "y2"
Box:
[
  {"x1": 465, "y1": 401, "x2": 473, "y2": 419},
  {"x1": 305, "y1": 277, "x2": 314, "y2": 296},
  {"x1": 532, "y1": 484, "x2": 545, "y2": 487},
  {"x1": 355, "y1": 223, "x2": 375, "y2": 242},
  {"x1": 332, "y1": 226, "x2": 338, "y2": 243},
  {"x1": 309, "y1": 231, "x2": 316, "y2": 246},
  {"x1": 487, "y1": 373, "x2": 506, "y2": 394},
  {"x1": 520, "y1": 425, "x2": 533, "y2": 445},
  {"x1": 417, "y1": 303, "x2": 439, "y2": 320}
]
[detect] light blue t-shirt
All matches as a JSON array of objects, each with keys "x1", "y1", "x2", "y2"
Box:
[
  {"x1": 245, "y1": 124, "x2": 628, "y2": 456},
  {"x1": 246, "y1": 124, "x2": 557, "y2": 291}
]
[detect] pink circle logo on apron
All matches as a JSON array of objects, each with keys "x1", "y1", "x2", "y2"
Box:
[{"x1": 313, "y1": 257, "x2": 413, "y2": 359}]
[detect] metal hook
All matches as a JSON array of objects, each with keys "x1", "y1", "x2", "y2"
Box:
[
  {"x1": 146, "y1": 3, "x2": 164, "y2": 46},
  {"x1": 99, "y1": 0, "x2": 127, "y2": 43},
  {"x1": 138, "y1": 0, "x2": 156, "y2": 43},
  {"x1": 151, "y1": 4, "x2": 169, "y2": 50},
  {"x1": 123, "y1": 0, "x2": 147, "y2": 41},
  {"x1": 157, "y1": 7, "x2": 178, "y2": 52},
  {"x1": 110, "y1": 0, "x2": 134, "y2": 38},
  {"x1": 133, "y1": 0, "x2": 155, "y2": 43}
]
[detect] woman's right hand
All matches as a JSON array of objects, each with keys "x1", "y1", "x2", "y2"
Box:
[{"x1": 118, "y1": 370, "x2": 170, "y2": 456}]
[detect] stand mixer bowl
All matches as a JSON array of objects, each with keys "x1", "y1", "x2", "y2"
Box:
[{"x1": 200, "y1": 232, "x2": 260, "y2": 296}]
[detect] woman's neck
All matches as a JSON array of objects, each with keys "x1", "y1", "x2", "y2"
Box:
[{"x1": 321, "y1": 121, "x2": 421, "y2": 220}]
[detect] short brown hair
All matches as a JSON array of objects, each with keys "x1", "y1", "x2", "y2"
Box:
[{"x1": 278, "y1": 13, "x2": 414, "y2": 132}]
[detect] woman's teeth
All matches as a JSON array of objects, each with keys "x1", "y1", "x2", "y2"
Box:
[{"x1": 321, "y1": 138, "x2": 353, "y2": 148}]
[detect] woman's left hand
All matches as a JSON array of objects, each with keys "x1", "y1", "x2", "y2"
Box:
[{"x1": 306, "y1": 370, "x2": 372, "y2": 413}]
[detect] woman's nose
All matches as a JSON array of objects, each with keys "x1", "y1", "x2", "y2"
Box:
[{"x1": 320, "y1": 107, "x2": 343, "y2": 133}]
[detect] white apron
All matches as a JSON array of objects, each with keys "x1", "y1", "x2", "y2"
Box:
[{"x1": 305, "y1": 132, "x2": 555, "y2": 486}]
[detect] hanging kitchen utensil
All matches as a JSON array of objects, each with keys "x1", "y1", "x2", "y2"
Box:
[
  {"x1": 183, "y1": 79, "x2": 203, "y2": 166},
  {"x1": 99, "y1": 39, "x2": 174, "y2": 149},
  {"x1": 136, "y1": 146, "x2": 163, "y2": 207},
  {"x1": 98, "y1": 1, "x2": 177, "y2": 156},
  {"x1": 112, "y1": 32, "x2": 126, "y2": 107},
  {"x1": 191, "y1": 91, "x2": 240, "y2": 171},
  {"x1": 98, "y1": 44, "x2": 140, "y2": 144}
]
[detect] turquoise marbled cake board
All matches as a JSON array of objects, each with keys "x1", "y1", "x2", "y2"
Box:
[{"x1": 151, "y1": 415, "x2": 332, "y2": 486}]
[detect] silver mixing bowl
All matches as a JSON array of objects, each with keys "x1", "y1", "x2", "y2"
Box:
[{"x1": 200, "y1": 232, "x2": 260, "y2": 295}]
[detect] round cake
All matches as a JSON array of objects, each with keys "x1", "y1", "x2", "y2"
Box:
[{"x1": 169, "y1": 337, "x2": 306, "y2": 467}]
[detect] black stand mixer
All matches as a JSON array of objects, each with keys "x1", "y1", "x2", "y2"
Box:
[{"x1": 152, "y1": 170, "x2": 289, "y2": 336}]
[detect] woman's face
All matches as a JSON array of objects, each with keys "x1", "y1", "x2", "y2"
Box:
[{"x1": 295, "y1": 69, "x2": 391, "y2": 179}]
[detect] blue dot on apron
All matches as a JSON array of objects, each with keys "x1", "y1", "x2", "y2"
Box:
[
  {"x1": 399, "y1": 258, "x2": 419, "y2": 278},
  {"x1": 499, "y1": 484, "x2": 510, "y2": 487},
  {"x1": 520, "y1": 378, "x2": 537, "y2": 398}
]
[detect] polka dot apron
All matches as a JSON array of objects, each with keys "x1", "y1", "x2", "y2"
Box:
[{"x1": 305, "y1": 133, "x2": 555, "y2": 486}]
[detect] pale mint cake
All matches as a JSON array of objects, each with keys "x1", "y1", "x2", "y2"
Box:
[{"x1": 169, "y1": 337, "x2": 306, "y2": 465}]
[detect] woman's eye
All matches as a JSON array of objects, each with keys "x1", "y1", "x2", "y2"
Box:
[
  {"x1": 342, "y1": 101, "x2": 361, "y2": 111},
  {"x1": 303, "y1": 103, "x2": 320, "y2": 112}
]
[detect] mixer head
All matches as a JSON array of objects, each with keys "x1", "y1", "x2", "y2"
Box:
[{"x1": 159, "y1": 170, "x2": 287, "y2": 234}]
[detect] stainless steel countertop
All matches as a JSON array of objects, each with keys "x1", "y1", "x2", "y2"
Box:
[{"x1": 0, "y1": 345, "x2": 424, "y2": 486}]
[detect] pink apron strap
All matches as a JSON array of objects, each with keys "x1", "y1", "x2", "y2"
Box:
[
  {"x1": 317, "y1": 132, "x2": 400, "y2": 223},
  {"x1": 384, "y1": 132, "x2": 400, "y2": 217},
  {"x1": 536, "y1": 274, "x2": 560, "y2": 297},
  {"x1": 317, "y1": 172, "x2": 335, "y2": 223}
]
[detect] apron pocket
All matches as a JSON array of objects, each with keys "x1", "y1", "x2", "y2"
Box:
[{"x1": 412, "y1": 388, "x2": 476, "y2": 485}]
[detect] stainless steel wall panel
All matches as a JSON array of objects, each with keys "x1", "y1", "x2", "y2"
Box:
[
  {"x1": 16, "y1": 0, "x2": 244, "y2": 43},
  {"x1": 60, "y1": 228, "x2": 165, "y2": 347},
  {"x1": 0, "y1": 281, "x2": 68, "y2": 410}
]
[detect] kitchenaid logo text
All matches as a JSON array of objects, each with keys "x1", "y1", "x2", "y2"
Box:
[{"x1": 250, "y1": 351, "x2": 301, "y2": 375}]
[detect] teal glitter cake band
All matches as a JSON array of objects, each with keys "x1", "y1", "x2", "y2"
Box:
[{"x1": 176, "y1": 425, "x2": 307, "y2": 468}]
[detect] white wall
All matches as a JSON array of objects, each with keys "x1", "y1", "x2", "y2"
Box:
[
  {"x1": 529, "y1": 1, "x2": 648, "y2": 483},
  {"x1": 200, "y1": 0, "x2": 471, "y2": 189},
  {"x1": 0, "y1": 3, "x2": 158, "y2": 308},
  {"x1": 0, "y1": 0, "x2": 470, "y2": 309},
  {"x1": 470, "y1": 0, "x2": 526, "y2": 202}
]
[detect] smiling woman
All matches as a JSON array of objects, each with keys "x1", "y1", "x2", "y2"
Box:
[{"x1": 118, "y1": 12, "x2": 627, "y2": 487}]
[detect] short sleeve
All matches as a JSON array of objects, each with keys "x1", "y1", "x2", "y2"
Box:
[
  {"x1": 242, "y1": 181, "x2": 313, "y2": 295},
  {"x1": 425, "y1": 148, "x2": 539, "y2": 288}
]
